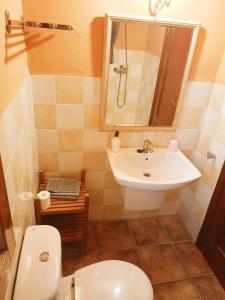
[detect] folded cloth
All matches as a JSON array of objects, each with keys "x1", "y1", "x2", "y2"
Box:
[{"x1": 46, "y1": 178, "x2": 81, "y2": 199}]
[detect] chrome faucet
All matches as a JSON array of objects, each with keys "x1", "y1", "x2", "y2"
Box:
[
  {"x1": 142, "y1": 139, "x2": 153, "y2": 153},
  {"x1": 137, "y1": 139, "x2": 154, "y2": 153}
]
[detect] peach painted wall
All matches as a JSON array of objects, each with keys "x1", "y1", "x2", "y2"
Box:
[
  {"x1": 114, "y1": 22, "x2": 149, "y2": 51},
  {"x1": 216, "y1": 50, "x2": 225, "y2": 84},
  {"x1": 114, "y1": 22, "x2": 165, "y2": 58},
  {"x1": 146, "y1": 25, "x2": 165, "y2": 57},
  {"x1": 22, "y1": 0, "x2": 225, "y2": 82},
  {"x1": 0, "y1": 1, "x2": 28, "y2": 116}
]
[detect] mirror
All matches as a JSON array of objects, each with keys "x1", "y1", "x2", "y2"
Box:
[{"x1": 100, "y1": 14, "x2": 200, "y2": 130}]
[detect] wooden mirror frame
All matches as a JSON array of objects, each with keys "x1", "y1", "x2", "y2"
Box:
[{"x1": 100, "y1": 13, "x2": 200, "y2": 132}]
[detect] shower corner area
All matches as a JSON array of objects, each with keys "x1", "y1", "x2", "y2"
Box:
[{"x1": 106, "y1": 21, "x2": 165, "y2": 126}]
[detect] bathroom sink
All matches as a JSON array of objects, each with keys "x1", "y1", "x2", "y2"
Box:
[{"x1": 106, "y1": 148, "x2": 201, "y2": 191}]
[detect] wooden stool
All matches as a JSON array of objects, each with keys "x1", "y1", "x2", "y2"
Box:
[{"x1": 34, "y1": 170, "x2": 89, "y2": 253}]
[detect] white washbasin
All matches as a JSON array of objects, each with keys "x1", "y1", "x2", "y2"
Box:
[{"x1": 107, "y1": 148, "x2": 201, "y2": 191}]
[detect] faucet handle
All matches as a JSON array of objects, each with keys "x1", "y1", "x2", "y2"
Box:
[
  {"x1": 143, "y1": 139, "x2": 152, "y2": 146},
  {"x1": 142, "y1": 139, "x2": 153, "y2": 153}
]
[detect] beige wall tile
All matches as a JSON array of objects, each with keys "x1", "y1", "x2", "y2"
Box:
[
  {"x1": 59, "y1": 171, "x2": 81, "y2": 178},
  {"x1": 165, "y1": 189, "x2": 181, "y2": 202},
  {"x1": 190, "y1": 200, "x2": 205, "y2": 225},
  {"x1": 208, "y1": 83, "x2": 225, "y2": 111},
  {"x1": 124, "y1": 102, "x2": 138, "y2": 114},
  {"x1": 56, "y1": 104, "x2": 84, "y2": 129},
  {"x1": 114, "y1": 113, "x2": 127, "y2": 124},
  {"x1": 2, "y1": 101, "x2": 18, "y2": 160},
  {"x1": 38, "y1": 153, "x2": 58, "y2": 172},
  {"x1": 178, "y1": 107, "x2": 203, "y2": 129},
  {"x1": 36, "y1": 129, "x2": 58, "y2": 153},
  {"x1": 104, "y1": 170, "x2": 119, "y2": 188},
  {"x1": 84, "y1": 151, "x2": 106, "y2": 171},
  {"x1": 34, "y1": 104, "x2": 56, "y2": 129},
  {"x1": 10, "y1": 147, "x2": 23, "y2": 194},
  {"x1": 209, "y1": 94, "x2": 222, "y2": 111},
  {"x1": 89, "y1": 206, "x2": 103, "y2": 220},
  {"x1": 127, "y1": 78, "x2": 140, "y2": 90},
  {"x1": 58, "y1": 130, "x2": 83, "y2": 152},
  {"x1": 85, "y1": 171, "x2": 105, "y2": 189},
  {"x1": 196, "y1": 132, "x2": 211, "y2": 156},
  {"x1": 83, "y1": 129, "x2": 108, "y2": 149},
  {"x1": 122, "y1": 209, "x2": 141, "y2": 219},
  {"x1": 14, "y1": 94, "x2": 24, "y2": 134},
  {"x1": 108, "y1": 78, "x2": 117, "y2": 89},
  {"x1": 103, "y1": 189, "x2": 122, "y2": 205},
  {"x1": 83, "y1": 77, "x2": 101, "y2": 104},
  {"x1": 139, "y1": 209, "x2": 159, "y2": 218},
  {"x1": 89, "y1": 189, "x2": 104, "y2": 206},
  {"x1": 189, "y1": 181, "x2": 199, "y2": 194},
  {"x1": 0, "y1": 118, "x2": 9, "y2": 171},
  {"x1": 1, "y1": 75, "x2": 38, "y2": 256},
  {"x1": 202, "y1": 163, "x2": 219, "y2": 189},
  {"x1": 84, "y1": 104, "x2": 99, "y2": 129},
  {"x1": 55, "y1": 76, "x2": 82, "y2": 104},
  {"x1": 176, "y1": 129, "x2": 199, "y2": 150},
  {"x1": 153, "y1": 131, "x2": 175, "y2": 147},
  {"x1": 58, "y1": 152, "x2": 83, "y2": 173},
  {"x1": 31, "y1": 75, "x2": 56, "y2": 104},
  {"x1": 130, "y1": 51, "x2": 145, "y2": 64},
  {"x1": 103, "y1": 205, "x2": 123, "y2": 220},
  {"x1": 215, "y1": 117, "x2": 225, "y2": 144},
  {"x1": 4, "y1": 167, "x2": 17, "y2": 212},
  {"x1": 160, "y1": 201, "x2": 179, "y2": 215}
]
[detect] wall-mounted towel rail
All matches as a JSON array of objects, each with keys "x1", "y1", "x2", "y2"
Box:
[{"x1": 5, "y1": 10, "x2": 73, "y2": 34}]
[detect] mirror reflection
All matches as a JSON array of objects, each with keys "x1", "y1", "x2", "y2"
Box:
[{"x1": 105, "y1": 20, "x2": 193, "y2": 127}]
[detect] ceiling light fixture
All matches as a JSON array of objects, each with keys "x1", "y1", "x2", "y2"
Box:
[{"x1": 149, "y1": 0, "x2": 171, "y2": 16}]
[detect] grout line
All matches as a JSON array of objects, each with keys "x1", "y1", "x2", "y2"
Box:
[
  {"x1": 190, "y1": 278, "x2": 204, "y2": 300},
  {"x1": 63, "y1": 217, "x2": 215, "y2": 292},
  {"x1": 170, "y1": 242, "x2": 192, "y2": 279},
  {"x1": 125, "y1": 220, "x2": 142, "y2": 268},
  {"x1": 152, "y1": 277, "x2": 196, "y2": 287}
]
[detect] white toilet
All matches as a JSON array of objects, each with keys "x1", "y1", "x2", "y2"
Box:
[{"x1": 13, "y1": 225, "x2": 154, "y2": 300}]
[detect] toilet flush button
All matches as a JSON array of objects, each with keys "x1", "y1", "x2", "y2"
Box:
[{"x1": 39, "y1": 252, "x2": 50, "y2": 262}]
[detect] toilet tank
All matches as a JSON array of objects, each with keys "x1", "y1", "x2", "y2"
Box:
[{"x1": 13, "y1": 225, "x2": 61, "y2": 300}]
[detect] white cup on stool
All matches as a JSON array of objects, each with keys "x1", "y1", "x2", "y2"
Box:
[{"x1": 37, "y1": 191, "x2": 51, "y2": 210}]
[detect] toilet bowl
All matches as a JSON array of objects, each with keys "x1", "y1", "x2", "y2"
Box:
[{"x1": 13, "y1": 225, "x2": 154, "y2": 300}]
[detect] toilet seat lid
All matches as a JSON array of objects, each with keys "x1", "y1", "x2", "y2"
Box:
[{"x1": 74, "y1": 260, "x2": 153, "y2": 300}]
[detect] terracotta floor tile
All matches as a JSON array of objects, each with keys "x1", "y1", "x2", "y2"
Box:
[
  {"x1": 62, "y1": 242, "x2": 81, "y2": 258},
  {"x1": 87, "y1": 223, "x2": 97, "y2": 252},
  {"x1": 159, "y1": 215, "x2": 192, "y2": 242},
  {"x1": 99, "y1": 248, "x2": 140, "y2": 267},
  {"x1": 62, "y1": 253, "x2": 99, "y2": 276},
  {"x1": 127, "y1": 218, "x2": 169, "y2": 246},
  {"x1": 175, "y1": 242, "x2": 212, "y2": 277},
  {"x1": 62, "y1": 224, "x2": 97, "y2": 257},
  {"x1": 154, "y1": 280, "x2": 200, "y2": 300},
  {"x1": 137, "y1": 244, "x2": 187, "y2": 284},
  {"x1": 193, "y1": 276, "x2": 225, "y2": 300},
  {"x1": 94, "y1": 221, "x2": 134, "y2": 251}
]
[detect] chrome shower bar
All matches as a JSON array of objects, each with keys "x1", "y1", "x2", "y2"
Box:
[{"x1": 5, "y1": 10, "x2": 73, "y2": 34}]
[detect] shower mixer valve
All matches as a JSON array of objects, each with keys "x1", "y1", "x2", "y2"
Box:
[{"x1": 114, "y1": 65, "x2": 128, "y2": 74}]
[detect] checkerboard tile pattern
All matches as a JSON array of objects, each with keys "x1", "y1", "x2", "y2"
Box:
[
  {"x1": 106, "y1": 49, "x2": 160, "y2": 125},
  {"x1": 31, "y1": 74, "x2": 213, "y2": 225},
  {"x1": 61, "y1": 215, "x2": 225, "y2": 299},
  {"x1": 178, "y1": 53, "x2": 225, "y2": 240},
  {"x1": 0, "y1": 74, "x2": 39, "y2": 239}
]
